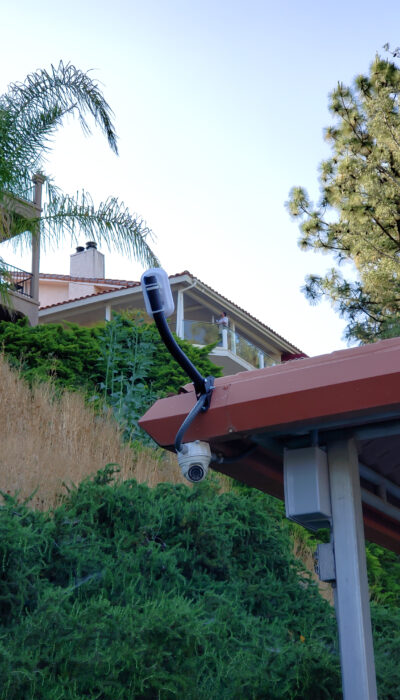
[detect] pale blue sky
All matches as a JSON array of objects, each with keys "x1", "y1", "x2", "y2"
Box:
[{"x1": 1, "y1": 0, "x2": 399, "y2": 355}]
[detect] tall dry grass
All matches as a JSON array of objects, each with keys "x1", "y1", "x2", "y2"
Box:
[
  {"x1": 0, "y1": 356, "x2": 325, "y2": 599},
  {"x1": 0, "y1": 354, "x2": 189, "y2": 509}
]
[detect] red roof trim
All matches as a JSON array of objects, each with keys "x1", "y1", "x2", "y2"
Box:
[
  {"x1": 40, "y1": 272, "x2": 138, "y2": 286},
  {"x1": 40, "y1": 283, "x2": 139, "y2": 309}
]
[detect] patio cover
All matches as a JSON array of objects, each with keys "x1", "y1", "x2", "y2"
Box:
[{"x1": 140, "y1": 337, "x2": 400, "y2": 553}]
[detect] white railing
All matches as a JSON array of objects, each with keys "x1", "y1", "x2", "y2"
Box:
[{"x1": 182, "y1": 320, "x2": 276, "y2": 369}]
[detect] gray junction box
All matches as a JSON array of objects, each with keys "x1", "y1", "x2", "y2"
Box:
[{"x1": 283, "y1": 446, "x2": 332, "y2": 530}]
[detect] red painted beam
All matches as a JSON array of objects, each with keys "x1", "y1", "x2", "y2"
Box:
[
  {"x1": 140, "y1": 338, "x2": 400, "y2": 449},
  {"x1": 139, "y1": 337, "x2": 400, "y2": 553}
]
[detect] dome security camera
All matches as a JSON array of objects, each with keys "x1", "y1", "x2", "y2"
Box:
[
  {"x1": 141, "y1": 268, "x2": 214, "y2": 485},
  {"x1": 177, "y1": 441, "x2": 212, "y2": 483}
]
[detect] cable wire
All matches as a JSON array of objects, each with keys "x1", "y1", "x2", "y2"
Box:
[{"x1": 174, "y1": 393, "x2": 208, "y2": 453}]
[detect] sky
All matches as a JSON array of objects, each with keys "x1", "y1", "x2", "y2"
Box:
[{"x1": 1, "y1": 0, "x2": 399, "y2": 356}]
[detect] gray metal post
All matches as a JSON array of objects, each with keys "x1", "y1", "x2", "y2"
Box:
[
  {"x1": 31, "y1": 173, "x2": 45, "y2": 302},
  {"x1": 176, "y1": 290, "x2": 184, "y2": 338},
  {"x1": 327, "y1": 438, "x2": 377, "y2": 700}
]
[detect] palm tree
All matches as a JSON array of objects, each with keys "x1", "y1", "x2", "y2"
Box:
[{"x1": 0, "y1": 61, "x2": 158, "y2": 266}]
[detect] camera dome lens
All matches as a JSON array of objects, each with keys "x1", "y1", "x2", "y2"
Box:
[{"x1": 187, "y1": 464, "x2": 205, "y2": 482}]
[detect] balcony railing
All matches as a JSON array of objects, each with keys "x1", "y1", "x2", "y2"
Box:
[
  {"x1": 182, "y1": 320, "x2": 276, "y2": 369},
  {"x1": 182, "y1": 320, "x2": 220, "y2": 346},
  {"x1": 0, "y1": 261, "x2": 33, "y2": 298}
]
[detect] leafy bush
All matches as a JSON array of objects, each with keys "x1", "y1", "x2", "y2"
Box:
[
  {"x1": 93, "y1": 313, "x2": 159, "y2": 443},
  {"x1": 372, "y1": 604, "x2": 400, "y2": 699},
  {"x1": 0, "y1": 474, "x2": 343, "y2": 699},
  {"x1": 92, "y1": 312, "x2": 222, "y2": 443},
  {"x1": 366, "y1": 543, "x2": 400, "y2": 608},
  {"x1": 0, "y1": 313, "x2": 221, "y2": 398},
  {"x1": 94, "y1": 311, "x2": 222, "y2": 397},
  {"x1": 0, "y1": 317, "x2": 101, "y2": 391},
  {"x1": 0, "y1": 313, "x2": 222, "y2": 444}
]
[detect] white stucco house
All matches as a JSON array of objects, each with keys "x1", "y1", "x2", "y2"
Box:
[{"x1": 37, "y1": 243, "x2": 306, "y2": 376}]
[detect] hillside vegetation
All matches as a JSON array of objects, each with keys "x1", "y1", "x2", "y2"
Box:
[
  {"x1": 0, "y1": 353, "x2": 189, "y2": 509},
  {"x1": 0, "y1": 312, "x2": 223, "y2": 507},
  {"x1": 0, "y1": 315, "x2": 400, "y2": 698},
  {"x1": 1, "y1": 471, "x2": 343, "y2": 699}
]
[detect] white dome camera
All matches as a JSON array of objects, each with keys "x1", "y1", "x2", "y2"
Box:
[{"x1": 177, "y1": 441, "x2": 212, "y2": 483}]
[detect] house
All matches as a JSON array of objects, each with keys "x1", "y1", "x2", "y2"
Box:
[
  {"x1": 0, "y1": 175, "x2": 45, "y2": 326},
  {"x1": 38, "y1": 243, "x2": 306, "y2": 376}
]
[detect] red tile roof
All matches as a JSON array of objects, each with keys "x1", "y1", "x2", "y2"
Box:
[
  {"x1": 39, "y1": 272, "x2": 138, "y2": 286},
  {"x1": 39, "y1": 270, "x2": 303, "y2": 353}
]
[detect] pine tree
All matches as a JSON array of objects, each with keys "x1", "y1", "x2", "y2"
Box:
[{"x1": 287, "y1": 51, "x2": 400, "y2": 343}]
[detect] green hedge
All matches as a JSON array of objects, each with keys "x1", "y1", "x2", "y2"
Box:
[
  {"x1": 1, "y1": 317, "x2": 400, "y2": 696},
  {"x1": 0, "y1": 318, "x2": 102, "y2": 391},
  {"x1": 1, "y1": 473, "x2": 399, "y2": 698},
  {"x1": 0, "y1": 473, "x2": 342, "y2": 699},
  {"x1": 0, "y1": 314, "x2": 221, "y2": 397},
  {"x1": 0, "y1": 314, "x2": 222, "y2": 443}
]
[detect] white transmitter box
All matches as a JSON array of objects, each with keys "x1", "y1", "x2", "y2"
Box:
[{"x1": 283, "y1": 446, "x2": 332, "y2": 530}]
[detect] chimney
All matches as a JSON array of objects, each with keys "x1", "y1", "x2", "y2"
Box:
[{"x1": 70, "y1": 242, "x2": 105, "y2": 278}]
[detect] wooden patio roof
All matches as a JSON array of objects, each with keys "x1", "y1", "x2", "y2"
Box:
[{"x1": 140, "y1": 337, "x2": 400, "y2": 553}]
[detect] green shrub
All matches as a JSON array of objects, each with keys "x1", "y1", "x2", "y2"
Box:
[
  {"x1": 366, "y1": 543, "x2": 400, "y2": 608},
  {"x1": 94, "y1": 311, "x2": 222, "y2": 398},
  {"x1": 0, "y1": 314, "x2": 221, "y2": 400},
  {"x1": 92, "y1": 313, "x2": 159, "y2": 443},
  {"x1": 92, "y1": 312, "x2": 222, "y2": 443},
  {"x1": 0, "y1": 475, "x2": 342, "y2": 699},
  {"x1": 0, "y1": 318, "x2": 101, "y2": 391},
  {"x1": 0, "y1": 313, "x2": 222, "y2": 446}
]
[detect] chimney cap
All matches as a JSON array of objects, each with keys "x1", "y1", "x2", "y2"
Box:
[
  {"x1": 76, "y1": 246, "x2": 85, "y2": 253},
  {"x1": 86, "y1": 241, "x2": 97, "y2": 250}
]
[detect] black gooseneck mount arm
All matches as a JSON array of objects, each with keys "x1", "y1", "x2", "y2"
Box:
[{"x1": 142, "y1": 273, "x2": 214, "y2": 451}]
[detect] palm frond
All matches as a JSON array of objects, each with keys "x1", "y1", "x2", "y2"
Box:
[
  {"x1": 0, "y1": 107, "x2": 66, "y2": 192},
  {"x1": 2, "y1": 61, "x2": 117, "y2": 154},
  {"x1": 41, "y1": 186, "x2": 159, "y2": 267},
  {"x1": 0, "y1": 257, "x2": 13, "y2": 307},
  {"x1": 0, "y1": 63, "x2": 160, "y2": 270}
]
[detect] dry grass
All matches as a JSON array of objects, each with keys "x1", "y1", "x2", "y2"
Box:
[
  {"x1": 1, "y1": 356, "x2": 323, "y2": 598},
  {"x1": 0, "y1": 354, "x2": 195, "y2": 509},
  {"x1": 1, "y1": 354, "x2": 326, "y2": 601}
]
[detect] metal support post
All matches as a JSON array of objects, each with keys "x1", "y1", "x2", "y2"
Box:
[
  {"x1": 31, "y1": 173, "x2": 45, "y2": 303},
  {"x1": 176, "y1": 290, "x2": 184, "y2": 338},
  {"x1": 327, "y1": 438, "x2": 377, "y2": 700},
  {"x1": 231, "y1": 321, "x2": 237, "y2": 355}
]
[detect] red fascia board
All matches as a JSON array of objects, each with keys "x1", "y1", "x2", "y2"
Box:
[{"x1": 139, "y1": 338, "x2": 400, "y2": 449}]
